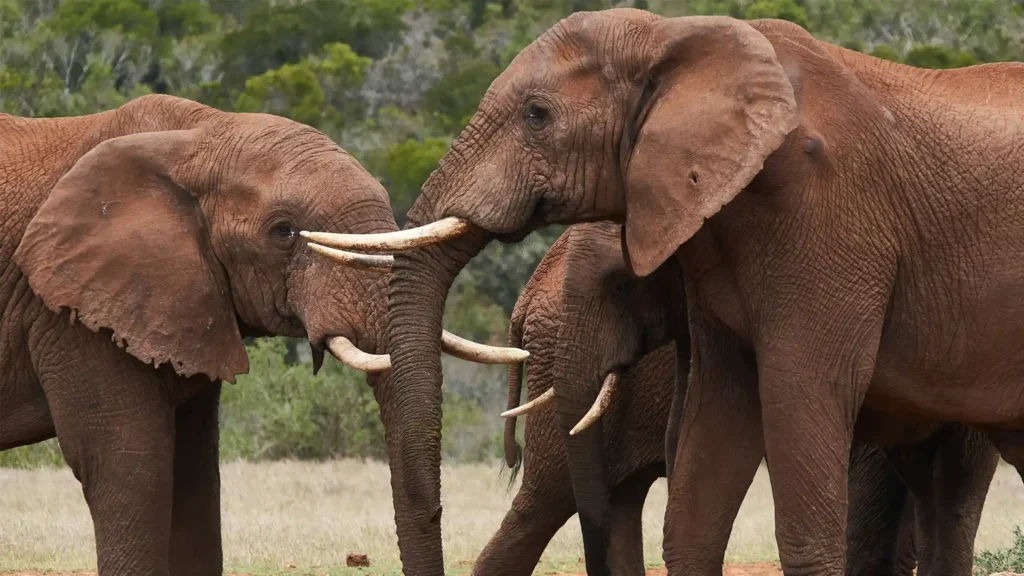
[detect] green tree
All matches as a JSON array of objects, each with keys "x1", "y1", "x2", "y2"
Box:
[{"x1": 234, "y1": 42, "x2": 371, "y2": 128}]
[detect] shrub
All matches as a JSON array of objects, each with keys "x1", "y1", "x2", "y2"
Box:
[{"x1": 976, "y1": 526, "x2": 1024, "y2": 575}]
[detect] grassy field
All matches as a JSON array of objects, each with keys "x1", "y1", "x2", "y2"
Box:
[{"x1": 1, "y1": 460, "x2": 1022, "y2": 575}]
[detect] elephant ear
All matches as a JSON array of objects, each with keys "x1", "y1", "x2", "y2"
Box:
[
  {"x1": 622, "y1": 16, "x2": 798, "y2": 277},
  {"x1": 15, "y1": 130, "x2": 248, "y2": 382}
]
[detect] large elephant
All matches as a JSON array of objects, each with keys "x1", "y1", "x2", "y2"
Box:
[
  {"x1": 304, "y1": 9, "x2": 1024, "y2": 575},
  {"x1": 0, "y1": 94, "x2": 520, "y2": 576},
  {"x1": 478, "y1": 222, "x2": 996, "y2": 576}
]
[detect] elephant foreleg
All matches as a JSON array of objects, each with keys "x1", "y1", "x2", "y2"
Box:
[
  {"x1": 37, "y1": 325, "x2": 177, "y2": 576},
  {"x1": 170, "y1": 383, "x2": 224, "y2": 576},
  {"x1": 663, "y1": 312, "x2": 763, "y2": 576},
  {"x1": 471, "y1": 460, "x2": 576, "y2": 576},
  {"x1": 606, "y1": 464, "x2": 662, "y2": 576}
]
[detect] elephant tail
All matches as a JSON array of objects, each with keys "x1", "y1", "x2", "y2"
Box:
[{"x1": 502, "y1": 315, "x2": 525, "y2": 489}]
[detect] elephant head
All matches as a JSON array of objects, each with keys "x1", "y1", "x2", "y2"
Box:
[
  {"x1": 15, "y1": 94, "x2": 402, "y2": 380},
  {"x1": 302, "y1": 9, "x2": 797, "y2": 572},
  {"x1": 501, "y1": 222, "x2": 681, "y2": 574}
]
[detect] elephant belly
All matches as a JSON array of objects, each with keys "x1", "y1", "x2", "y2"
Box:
[{"x1": 868, "y1": 267, "x2": 1024, "y2": 429}]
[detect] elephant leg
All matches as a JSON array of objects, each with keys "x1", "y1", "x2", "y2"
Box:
[
  {"x1": 606, "y1": 463, "x2": 662, "y2": 576},
  {"x1": 923, "y1": 425, "x2": 997, "y2": 576},
  {"x1": 169, "y1": 383, "x2": 223, "y2": 576},
  {"x1": 471, "y1": 460, "x2": 577, "y2": 576},
  {"x1": 38, "y1": 327, "x2": 178, "y2": 576},
  {"x1": 889, "y1": 441, "x2": 938, "y2": 576},
  {"x1": 663, "y1": 314, "x2": 763, "y2": 576},
  {"x1": 845, "y1": 443, "x2": 911, "y2": 576},
  {"x1": 892, "y1": 500, "x2": 917, "y2": 576},
  {"x1": 758, "y1": 336, "x2": 880, "y2": 576}
]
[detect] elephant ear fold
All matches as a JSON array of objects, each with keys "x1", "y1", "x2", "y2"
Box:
[
  {"x1": 15, "y1": 130, "x2": 248, "y2": 382},
  {"x1": 622, "y1": 16, "x2": 798, "y2": 277}
]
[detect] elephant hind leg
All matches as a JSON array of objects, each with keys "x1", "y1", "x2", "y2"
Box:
[{"x1": 170, "y1": 383, "x2": 224, "y2": 576}]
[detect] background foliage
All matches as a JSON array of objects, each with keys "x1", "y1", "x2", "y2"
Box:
[{"x1": 2, "y1": 0, "x2": 1022, "y2": 467}]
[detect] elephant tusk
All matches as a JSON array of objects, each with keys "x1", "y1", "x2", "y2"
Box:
[
  {"x1": 307, "y1": 243, "x2": 394, "y2": 270},
  {"x1": 300, "y1": 217, "x2": 470, "y2": 252},
  {"x1": 570, "y1": 371, "x2": 620, "y2": 436},
  {"x1": 500, "y1": 388, "x2": 555, "y2": 418},
  {"x1": 441, "y1": 330, "x2": 529, "y2": 364},
  {"x1": 325, "y1": 332, "x2": 526, "y2": 373},
  {"x1": 327, "y1": 336, "x2": 391, "y2": 373}
]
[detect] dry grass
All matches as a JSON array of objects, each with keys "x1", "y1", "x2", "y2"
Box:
[{"x1": 0, "y1": 461, "x2": 1021, "y2": 574}]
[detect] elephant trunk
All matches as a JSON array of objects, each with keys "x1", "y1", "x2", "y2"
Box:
[
  {"x1": 386, "y1": 206, "x2": 490, "y2": 574},
  {"x1": 367, "y1": 371, "x2": 444, "y2": 576},
  {"x1": 553, "y1": 314, "x2": 613, "y2": 576}
]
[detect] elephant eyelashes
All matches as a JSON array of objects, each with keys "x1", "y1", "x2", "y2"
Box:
[{"x1": 524, "y1": 103, "x2": 550, "y2": 129}]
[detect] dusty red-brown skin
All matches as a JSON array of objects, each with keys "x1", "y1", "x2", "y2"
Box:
[
  {"x1": 0, "y1": 94, "x2": 406, "y2": 576},
  {"x1": 478, "y1": 222, "x2": 996, "y2": 576},
  {"x1": 380, "y1": 8, "x2": 1024, "y2": 575}
]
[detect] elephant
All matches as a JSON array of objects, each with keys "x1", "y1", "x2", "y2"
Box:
[
  {"x1": 302, "y1": 9, "x2": 1024, "y2": 574},
  {"x1": 476, "y1": 222, "x2": 996, "y2": 576},
  {"x1": 0, "y1": 94, "x2": 522, "y2": 576}
]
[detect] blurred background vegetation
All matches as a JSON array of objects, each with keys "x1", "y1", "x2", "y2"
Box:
[{"x1": 1, "y1": 0, "x2": 1022, "y2": 467}]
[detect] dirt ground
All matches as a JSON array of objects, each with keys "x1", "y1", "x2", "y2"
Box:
[{"x1": 1, "y1": 564, "x2": 786, "y2": 576}]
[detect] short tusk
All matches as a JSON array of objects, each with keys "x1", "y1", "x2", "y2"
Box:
[
  {"x1": 300, "y1": 217, "x2": 470, "y2": 252},
  {"x1": 307, "y1": 243, "x2": 394, "y2": 270},
  {"x1": 501, "y1": 388, "x2": 555, "y2": 418},
  {"x1": 570, "y1": 372, "x2": 620, "y2": 436},
  {"x1": 327, "y1": 336, "x2": 391, "y2": 372},
  {"x1": 441, "y1": 331, "x2": 529, "y2": 364}
]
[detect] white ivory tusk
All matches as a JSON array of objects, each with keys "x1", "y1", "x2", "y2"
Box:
[
  {"x1": 569, "y1": 372, "x2": 620, "y2": 436},
  {"x1": 300, "y1": 217, "x2": 470, "y2": 251},
  {"x1": 501, "y1": 388, "x2": 555, "y2": 418},
  {"x1": 307, "y1": 243, "x2": 394, "y2": 270},
  {"x1": 324, "y1": 332, "x2": 528, "y2": 373},
  {"x1": 327, "y1": 336, "x2": 391, "y2": 373},
  {"x1": 441, "y1": 331, "x2": 529, "y2": 364}
]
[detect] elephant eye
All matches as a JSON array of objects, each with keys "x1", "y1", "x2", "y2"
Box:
[
  {"x1": 271, "y1": 222, "x2": 296, "y2": 243},
  {"x1": 524, "y1": 103, "x2": 550, "y2": 129}
]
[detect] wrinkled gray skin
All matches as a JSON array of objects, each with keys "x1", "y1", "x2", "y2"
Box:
[
  {"x1": 380, "y1": 9, "x2": 1023, "y2": 575},
  {"x1": 0, "y1": 94, "x2": 403, "y2": 576},
  {"x1": 475, "y1": 223, "x2": 996, "y2": 576}
]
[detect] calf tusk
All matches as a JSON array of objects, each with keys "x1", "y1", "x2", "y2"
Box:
[
  {"x1": 307, "y1": 243, "x2": 394, "y2": 270},
  {"x1": 441, "y1": 331, "x2": 529, "y2": 364},
  {"x1": 501, "y1": 388, "x2": 555, "y2": 418},
  {"x1": 300, "y1": 217, "x2": 470, "y2": 252},
  {"x1": 327, "y1": 336, "x2": 391, "y2": 372},
  {"x1": 570, "y1": 372, "x2": 620, "y2": 436}
]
